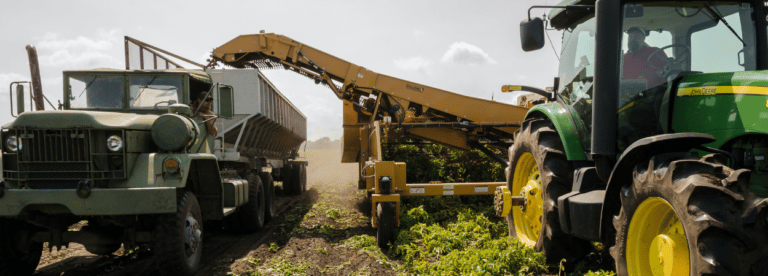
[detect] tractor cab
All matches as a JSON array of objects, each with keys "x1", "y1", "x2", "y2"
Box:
[{"x1": 501, "y1": 1, "x2": 768, "y2": 274}]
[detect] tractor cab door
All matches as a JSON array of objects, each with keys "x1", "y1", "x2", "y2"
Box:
[{"x1": 557, "y1": 15, "x2": 596, "y2": 152}]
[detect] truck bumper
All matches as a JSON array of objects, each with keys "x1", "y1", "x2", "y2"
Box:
[{"x1": 0, "y1": 187, "x2": 177, "y2": 216}]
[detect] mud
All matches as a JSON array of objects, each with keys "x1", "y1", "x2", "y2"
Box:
[{"x1": 32, "y1": 149, "x2": 396, "y2": 276}]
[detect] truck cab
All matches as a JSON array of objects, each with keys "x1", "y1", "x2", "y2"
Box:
[{"x1": 0, "y1": 68, "x2": 289, "y2": 276}]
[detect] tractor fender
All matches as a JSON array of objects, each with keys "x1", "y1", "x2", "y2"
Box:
[
  {"x1": 597, "y1": 133, "x2": 715, "y2": 241},
  {"x1": 526, "y1": 102, "x2": 589, "y2": 161}
]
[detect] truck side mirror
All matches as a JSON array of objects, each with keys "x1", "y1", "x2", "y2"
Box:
[
  {"x1": 16, "y1": 84, "x2": 25, "y2": 114},
  {"x1": 218, "y1": 84, "x2": 235, "y2": 119}
]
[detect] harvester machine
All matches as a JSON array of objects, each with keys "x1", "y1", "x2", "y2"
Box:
[{"x1": 211, "y1": 32, "x2": 546, "y2": 248}]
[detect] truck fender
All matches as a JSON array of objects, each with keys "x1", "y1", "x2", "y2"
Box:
[
  {"x1": 526, "y1": 102, "x2": 588, "y2": 161},
  {"x1": 597, "y1": 133, "x2": 715, "y2": 241}
]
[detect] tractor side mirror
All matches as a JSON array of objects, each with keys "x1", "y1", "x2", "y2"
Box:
[
  {"x1": 217, "y1": 84, "x2": 235, "y2": 119},
  {"x1": 520, "y1": 17, "x2": 546, "y2": 52},
  {"x1": 16, "y1": 84, "x2": 25, "y2": 114}
]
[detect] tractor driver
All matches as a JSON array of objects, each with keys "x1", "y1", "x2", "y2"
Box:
[{"x1": 622, "y1": 27, "x2": 668, "y2": 88}]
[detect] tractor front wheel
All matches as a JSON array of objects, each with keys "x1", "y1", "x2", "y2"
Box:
[
  {"x1": 506, "y1": 118, "x2": 590, "y2": 265},
  {"x1": 612, "y1": 153, "x2": 768, "y2": 275}
]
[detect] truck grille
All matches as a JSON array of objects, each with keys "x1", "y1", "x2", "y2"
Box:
[
  {"x1": 20, "y1": 129, "x2": 89, "y2": 162},
  {"x1": 2, "y1": 128, "x2": 126, "y2": 183}
]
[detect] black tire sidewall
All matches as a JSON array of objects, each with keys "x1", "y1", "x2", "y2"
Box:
[
  {"x1": 0, "y1": 219, "x2": 42, "y2": 276},
  {"x1": 376, "y1": 202, "x2": 396, "y2": 248},
  {"x1": 260, "y1": 172, "x2": 276, "y2": 221},
  {"x1": 155, "y1": 192, "x2": 203, "y2": 276},
  {"x1": 506, "y1": 118, "x2": 590, "y2": 265}
]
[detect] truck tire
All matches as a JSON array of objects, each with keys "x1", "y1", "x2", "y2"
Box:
[
  {"x1": 376, "y1": 202, "x2": 396, "y2": 249},
  {"x1": 612, "y1": 153, "x2": 768, "y2": 276},
  {"x1": 260, "y1": 172, "x2": 277, "y2": 222},
  {"x1": 299, "y1": 163, "x2": 307, "y2": 193},
  {"x1": 154, "y1": 192, "x2": 203, "y2": 276},
  {"x1": 506, "y1": 117, "x2": 590, "y2": 265},
  {"x1": 0, "y1": 219, "x2": 42, "y2": 276},
  {"x1": 237, "y1": 173, "x2": 266, "y2": 232},
  {"x1": 283, "y1": 163, "x2": 296, "y2": 195}
]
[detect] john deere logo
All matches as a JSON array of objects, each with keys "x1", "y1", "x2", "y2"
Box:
[
  {"x1": 406, "y1": 84, "x2": 424, "y2": 92},
  {"x1": 689, "y1": 87, "x2": 716, "y2": 96}
]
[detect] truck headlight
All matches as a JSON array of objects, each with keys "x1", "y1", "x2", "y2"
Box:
[
  {"x1": 107, "y1": 135, "x2": 123, "y2": 152},
  {"x1": 5, "y1": 136, "x2": 21, "y2": 152}
]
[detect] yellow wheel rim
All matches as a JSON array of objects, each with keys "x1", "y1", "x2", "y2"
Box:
[
  {"x1": 511, "y1": 152, "x2": 543, "y2": 247},
  {"x1": 627, "y1": 197, "x2": 690, "y2": 276}
]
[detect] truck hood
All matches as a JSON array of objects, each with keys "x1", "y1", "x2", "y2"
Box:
[{"x1": 2, "y1": 110, "x2": 159, "y2": 130}]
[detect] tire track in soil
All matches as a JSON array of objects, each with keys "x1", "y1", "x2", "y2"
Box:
[
  {"x1": 33, "y1": 194, "x2": 305, "y2": 276},
  {"x1": 33, "y1": 149, "x2": 397, "y2": 276}
]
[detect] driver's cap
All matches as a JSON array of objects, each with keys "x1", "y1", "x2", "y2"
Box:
[{"x1": 626, "y1": 27, "x2": 645, "y2": 36}]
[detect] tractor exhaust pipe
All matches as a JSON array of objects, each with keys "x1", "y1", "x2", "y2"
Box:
[{"x1": 25, "y1": 45, "x2": 45, "y2": 111}]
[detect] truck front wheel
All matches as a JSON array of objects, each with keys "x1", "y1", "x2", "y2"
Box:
[
  {"x1": 612, "y1": 154, "x2": 768, "y2": 276},
  {"x1": 154, "y1": 192, "x2": 203, "y2": 276},
  {"x1": 0, "y1": 219, "x2": 42, "y2": 276},
  {"x1": 506, "y1": 117, "x2": 590, "y2": 265}
]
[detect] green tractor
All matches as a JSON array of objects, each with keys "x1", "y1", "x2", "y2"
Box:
[{"x1": 495, "y1": 0, "x2": 768, "y2": 275}]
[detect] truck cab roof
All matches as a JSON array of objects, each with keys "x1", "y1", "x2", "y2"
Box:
[{"x1": 63, "y1": 68, "x2": 212, "y2": 84}]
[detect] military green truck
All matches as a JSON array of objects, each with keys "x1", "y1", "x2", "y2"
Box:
[{"x1": 0, "y1": 63, "x2": 307, "y2": 275}]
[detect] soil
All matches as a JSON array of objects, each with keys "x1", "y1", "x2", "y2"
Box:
[{"x1": 32, "y1": 149, "x2": 397, "y2": 276}]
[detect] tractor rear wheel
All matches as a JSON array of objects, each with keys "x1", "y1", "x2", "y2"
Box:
[
  {"x1": 506, "y1": 118, "x2": 591, "y2": 265},
  {"x1": 612, "y1": 153, "x2": 768, "y2": 275}
]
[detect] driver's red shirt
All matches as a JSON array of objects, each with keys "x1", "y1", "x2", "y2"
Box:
[{"x1": 622, "y1": 45, "x2": 668, "y2": 87}]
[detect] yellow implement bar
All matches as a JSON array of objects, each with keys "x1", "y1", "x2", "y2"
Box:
[{"x1": 401, "y1": 182, "x2": 507, "y2": 196}]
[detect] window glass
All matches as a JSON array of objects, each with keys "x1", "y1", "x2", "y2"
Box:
[
  {"x1": 69, "y1": 76, "x2": 123, "y2": 109},
  {"x1": 129, "y1": 77, "x2": 182, "y2": 109},
  {"x1": 558, "y1": 16, "x2": 596, "y2": 135}
]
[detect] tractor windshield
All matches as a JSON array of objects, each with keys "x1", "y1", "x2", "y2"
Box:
[{"x1": 618, "y1": 2, "x2": 756, "y2": 106}]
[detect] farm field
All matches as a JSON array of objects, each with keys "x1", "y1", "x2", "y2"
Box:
[{"x1": 29, "y1": 146, "x2": 615, "y2": 275}]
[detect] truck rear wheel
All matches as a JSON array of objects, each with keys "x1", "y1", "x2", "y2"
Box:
[
  {"x1": 506, "y1": 118, "x2": 590, "y2": 265},
  {"x1": 376, "y1": 202, "x2": 396, "y2": 249},
  {"x1": 154, "y1": 192, "x2": 203, "y2": 276},
  {"x1": 238, "y1": 173, "x2": 266, "y2": 232},
  {"x1": 0, "y1": 219, "x2": 42, "y2": 276},
  {"x1": 260, "y1": 172, "x2": 276, "y2": 222},
  {"x1": 612, "y1": 154, "x2": 768, "y2": 276},
  {"x1": 283, "y1": 163, "x2": 296, "y2": 195},
  {"x1": 299, "y1": 163, "x2": 307, "y2": 193}
]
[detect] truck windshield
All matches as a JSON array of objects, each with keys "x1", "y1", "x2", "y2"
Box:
[
  {"x1": 618, "y1": 1, "x2": 756, "y2": 106},
  {"x1": 69, "y1": 76, "x2": 124, "y2": 109},
  {"x1": 129, "y1": 77, "x2": 182, "y2": 109}
]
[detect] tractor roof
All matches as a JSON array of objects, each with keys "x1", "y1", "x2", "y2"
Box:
[{"x1": 548, "y1": 0, "x2": 596, "y2": 29}]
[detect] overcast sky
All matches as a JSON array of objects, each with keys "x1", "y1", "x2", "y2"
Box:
[{"x1": 0, "y1": 0, "x2": 563, "y2": 141}]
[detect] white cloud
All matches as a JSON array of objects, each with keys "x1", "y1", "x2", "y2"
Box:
[
  {"x1": 413, "y1": 29, "x2": 425, "y2": 38},
  {"x1": 34, "y1": 29, "x2": 122, "y2": 68},
  {"x1": 393, "y1": 56, "x2": 431, "y2": 72},
  {"x1": 36, "y1": 29, "x2": 118, "y2": 51},
  {"x1": 42, "y1": 50, "x2": 118, "y2": 67},
  {"x1": 440, "y1": 41, "x2": 496, "y2": 65}
]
